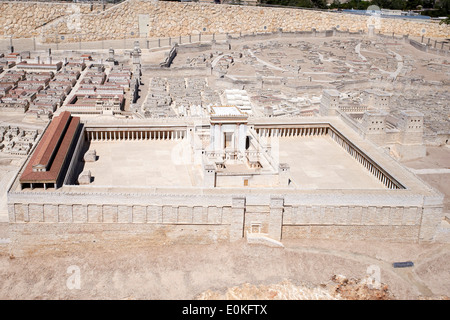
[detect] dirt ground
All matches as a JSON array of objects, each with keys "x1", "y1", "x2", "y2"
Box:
[{"x1": 0, "y1": 238, "x2": 448, "y2": 300}]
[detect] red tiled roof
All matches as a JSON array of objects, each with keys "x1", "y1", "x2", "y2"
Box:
[
  {"x1": 33, "y1": 111, "x2": 70, "y2": 170},
  {"x1": 20, "y1": 111, "x2": 80, "y2": 184}
]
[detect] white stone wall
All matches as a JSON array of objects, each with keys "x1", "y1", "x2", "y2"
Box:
[
  {"x1": 0, "y1": 1, "x2": 104, "y2": 38},
  {"x1": 5, "y1": 116, "x2": 446, "y2": 254},
  {"x1": 10, "y1": 201, "x2": 234, "y2": 225},
  {"x1": 8, "y1": 222, "x2": 230, "y2": 256},
  {"x1": 6, "y1": 186, "x2": 444, "y2": 256},
  {"x1": 1, "y1": 1, "x2": 449, "y2": 40}
]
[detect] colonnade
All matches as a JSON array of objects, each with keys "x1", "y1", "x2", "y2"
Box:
[
  {"x1": 21, "y1": 182, "x2": 55, "y2": 190},
  {"x1": 256, "y1": 126, "x2": 328, "y2": 137},
  {"x1": 85, "y1": 129, "x2": 186, "y2": 141},
  {"x1": 329, "y1": 129, "x2": 403, "y2": 190}
]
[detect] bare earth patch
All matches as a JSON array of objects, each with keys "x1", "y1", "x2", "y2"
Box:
[{"x1": 0, "y1": 239, "x2": 448, "y2": 300}]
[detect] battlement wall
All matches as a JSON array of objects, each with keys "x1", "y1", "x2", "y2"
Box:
[{"x1": 6, "y1": 186, "x2": 443, "y2": 257}]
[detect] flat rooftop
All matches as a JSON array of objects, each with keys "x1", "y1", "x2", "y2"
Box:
[{"x1": 210, "y1": 106, "x2": 243, "y2": 117}]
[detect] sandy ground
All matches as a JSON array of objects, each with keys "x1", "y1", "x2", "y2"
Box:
[{"x1": 0, "y1": 238, "x2": 448, "y2": 300}]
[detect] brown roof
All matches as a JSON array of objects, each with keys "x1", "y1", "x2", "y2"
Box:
[
  {"x1": 20, "y1": 111, "x2": 80, "y2": 184},
  {"x1": 33, "y1": 111, "x2": 70, "y2": 170}
]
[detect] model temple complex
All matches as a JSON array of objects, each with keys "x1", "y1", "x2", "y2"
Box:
[{"x1": 0, "y1": 1, "x2": 448, "y2": 258}]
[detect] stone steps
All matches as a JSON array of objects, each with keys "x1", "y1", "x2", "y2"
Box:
[{"x1": 246, "y1": 231, "x2": 284, "y2": 248}]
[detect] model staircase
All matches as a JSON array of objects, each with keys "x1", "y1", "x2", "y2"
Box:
[{"x1": 246, "y1": 231, "x2": 284, "y2": 248}]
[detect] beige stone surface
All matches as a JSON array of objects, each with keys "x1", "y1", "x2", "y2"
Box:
[
  {"x1": 402, "y1": 146, "x2": 450, "y2": 213},
  {"x1": 278, "y1": 135, "x2": 385, "y2": 189},
  {"x1": 81, "y1": 134, "x2": 386, "y2": 190},
  {"x1": 82, "y1": 140, "x2": 201, "y2": 187},
  {"x1": 0, "y1": 238, "x2": 449, "y2": 299},
  {"x1": 0, "y1": 1, "x2": 448, "y2": 41}
]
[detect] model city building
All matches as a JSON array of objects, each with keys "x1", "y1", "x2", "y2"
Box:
[{"x1": 2, "y1": 31, "x2": 448, "y2": 255}]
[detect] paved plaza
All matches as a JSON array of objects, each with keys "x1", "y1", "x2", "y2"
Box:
[
  {"x1": 278, "y1": 135, "x2": 384, "y2": 190},
  {"x1": 83, "y1": 140, "x2": 201, "y2": 187},
  {"x1": 81, "y1": 135, "x2": 385, "y2": 190}
]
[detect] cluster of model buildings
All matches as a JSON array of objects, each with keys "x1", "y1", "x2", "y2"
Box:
[
  {"x1": 0, "y1": 51, "x2": 85, "y2": 118},
  {"x1": 144, "y1": 77, "x2": 221, "y2": 118},
  {"x1": 0, "y1": 125, "x2": 39, "y2": 156},
  {"x1": 66, "y1": 60, "x2": 131, "y2": 115},
  {"x1": 0, "y1": 50, "x2": 134, "y2": 117}
]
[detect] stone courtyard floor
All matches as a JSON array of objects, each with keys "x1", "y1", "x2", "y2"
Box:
[
  {"x1": 82, "y1": 139, "x2": 202, "y2": 187},
  {"x1": 278, "y1": 135, "x2": 385, "y2": 189}
]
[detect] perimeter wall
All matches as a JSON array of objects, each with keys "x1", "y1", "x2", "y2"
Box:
[{"x1": 7, "y1": 187, "x2": 444, "y2": 256}]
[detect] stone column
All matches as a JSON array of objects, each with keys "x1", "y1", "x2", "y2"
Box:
[
  {"x1": 238, "y1": 123, "x2": 246, "y2": 154},
  {"x1": 230, "y1": 197, "x2": 246, "y2": 242},
  {"x1": 269, "y1": 197, "x2": 284, "y2": 241},
  {"x1": 203, "y1": 164, "x2": 216, "y2": 188},
  {"x1": 218, "y1": 124, "x2": 223, "y2": 151},
  {"x1": 209, "y1": 125, "x2": 215, "y2": 150},
  {"x1": 279, "y1": 163, "x2": 290, "y2": 187}
]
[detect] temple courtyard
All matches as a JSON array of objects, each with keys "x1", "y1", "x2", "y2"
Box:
[
  {"x1": 82, "y1": 140, "x2": 200, "y2": 187},
  {"x1": 79, "y1": 135, "x2": 385, "y2": 190}
]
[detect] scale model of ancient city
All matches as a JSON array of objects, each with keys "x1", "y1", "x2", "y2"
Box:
[{"x1": 0, "y1": 0, "x2": 449, "y2": 300}]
